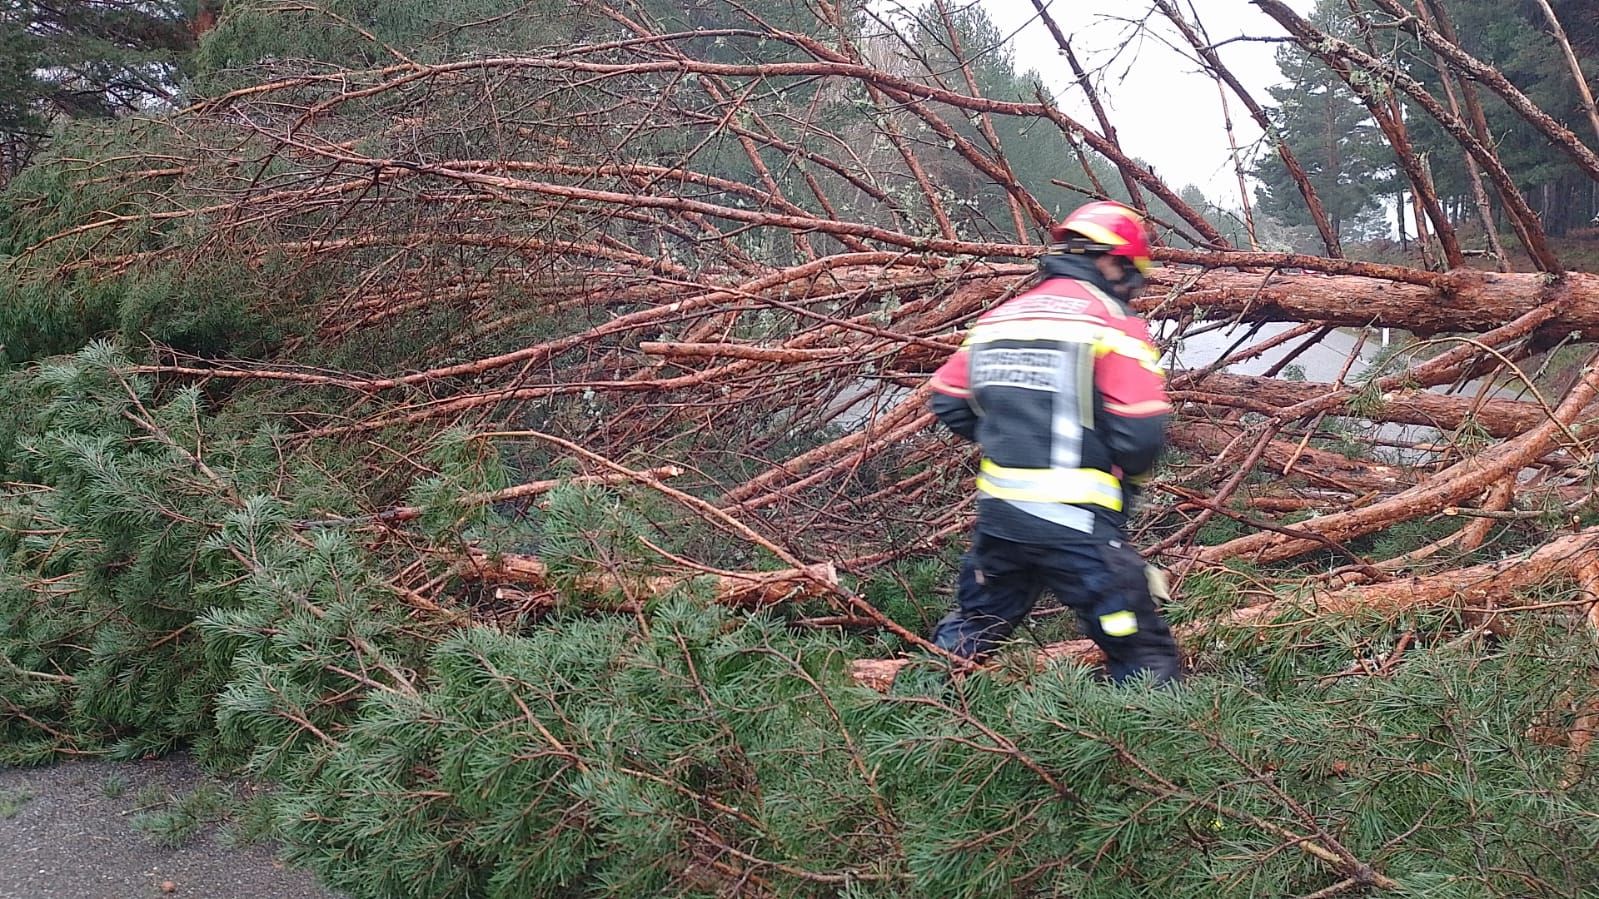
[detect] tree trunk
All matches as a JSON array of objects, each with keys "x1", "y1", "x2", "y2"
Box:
[
  {"x1": 1174, "y1": 372, "x2": 1591, "y2": 440},
  {"x1": 462, "y1": 551, "x2": 840, "y2": 609},
  {"x1": 1142, "y1": 269, "x2": 1599, "y2": 339},
  {"x1": 1533, "y1": 0, "x2": 1599, "y2": 148}
]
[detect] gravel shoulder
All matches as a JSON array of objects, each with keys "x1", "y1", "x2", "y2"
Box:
[{"x1": 0, "y1": 754, "x2": 342, "y2": 899}]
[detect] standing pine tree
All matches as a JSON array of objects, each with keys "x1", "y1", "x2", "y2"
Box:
[
  {"x1": 1252, "y1": 0, "x2": 1392, "y2": 246},
  {"x1": 0, "y1": 1, "x2": 211, "y2": 182},
  {"x1": 1396, "y1": 0, "x2": 1599, "y2": 237}
]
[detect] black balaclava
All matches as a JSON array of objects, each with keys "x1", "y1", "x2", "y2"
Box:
[{"x1": 1037, "y1": 250, "x2": 1144, "y2": 304}]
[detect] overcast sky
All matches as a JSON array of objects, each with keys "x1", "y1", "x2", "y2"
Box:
[{"x1": 976, "y1": 0, "x2": 1315, "y2": 205}]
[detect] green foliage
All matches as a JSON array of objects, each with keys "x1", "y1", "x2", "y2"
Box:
[
  {"x1": 1345, "y1": 373, "x2": 1388, "y2": 420},
  {"x1": 859, "y1": 554, "x2": 952, "y2": 636},
  {"x1": 194, "y1": 0, "x2": 576, "y2": 87},
  {"x1": 0, "y1": 126, "x2": 304, "y2": 362},
  {"x1": 534, "y1": 481, "x2": 665, "y2": 598},
  {"x1": 0, "y1": 787, "x2": 33, "y2": 818},
  {"x1": 1195, "y1": 514, "x2": 1248, "y2": 546},
  {"x1": 217, "y1": 790, "x2": 281, "y2": 848},
  {"x1": 133, "y1": 781, "x2": 231, "y2": 848},
  {"x1": 115, "y1": 260, "x2": 288, "y2": 357},
  {"x1": 1159, "y1": 567, "x2": 1247, "y2": 628},
  {"x1": 202, "y1": 519, "x2": 430, "y2": 773},
  {"x1": 1, "y1": 3, "x2": 1598, "y2": 897},
  {"x1": 1358, "y1": 515, "x2": 1460, "y2": 564},
  {"x1": 0, "y1": 252, "x2": 292, "y2": 362},
  {"x1": 0, "y1": 19, "x2": 38, "y2": 137},
  {"x1": 0, "y1": 342, "x2": 415, "y2": 765},
  {"x1": 258, "y1": 608, "x2": 1596, "y2": 899},
  {"x1": 269, "y1": 611, "x2": 856, "y2": 898},
  {"x1": 1251, "y1": 0, "x2": 1599, "y2": 244},
  {"x1": 0, "y1": 344, "x2": 247, "y2": 761},
  {"x1": 403, "y1": 428, "x2": 514, "y2": 542},
  {"x1": 1, "y1": 343, "x2": 1596, "y2": 898},
  {"x1": 0, "y1": 272, "x2": 119, "y2": 362},
  {"x1": 1399, "y1": 0, "x2": 1599, "y2": 235}
]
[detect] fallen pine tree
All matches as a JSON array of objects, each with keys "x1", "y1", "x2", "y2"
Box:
[
  {"x1": 1171, "y1": 371, "x2": 1594, "y2": 440},
  {"x1": 2, "y1": 1, "x2": 1599, "y2": 897},
  {"x1": 1, "y1": 348, "x2": 1593, "y2": 898}
]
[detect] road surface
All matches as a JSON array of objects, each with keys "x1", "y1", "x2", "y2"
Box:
[{"x1": 0, "y1": 754, "x2": 341, "y2": 899}]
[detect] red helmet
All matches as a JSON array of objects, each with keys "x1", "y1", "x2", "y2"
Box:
[{"x1": 1049, "y1": 201, "x2": 1153, "y2": 273}]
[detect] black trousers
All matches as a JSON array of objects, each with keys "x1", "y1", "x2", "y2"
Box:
[{"x1": 931, "y1": 531, "x2": 1181, "y2": 684}]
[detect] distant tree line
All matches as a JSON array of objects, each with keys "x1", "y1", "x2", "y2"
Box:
[{"x1": 1255, "y1": 0, "x2": 1599, "y2": 248}]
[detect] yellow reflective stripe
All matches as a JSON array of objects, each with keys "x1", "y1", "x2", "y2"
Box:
[
  {"x1": 976, "y1": 460, "x2": 1124, "y2": 510},
  {"x1": 979, "y1": 476, "x2": 1120, "y2": 508},
  {"x1": 1104, "y1": 398, "x2": 1172, "y2": 415},
  {"x1": 1099, "y1": 610, "x2": 1139, "y2": 637},
  {"x1": 969, "y1": 319, "x2": 1102, "y2": 346},
  {"x1": 1095, "y1": 330, "x2": 1164, "y2": 376},
  {"x1": 980, "y1": 460, "x2": 1124, "y2": 489},
  {"x1": 1094, "y1": 330, "x2": 1160, "y2": 363}
]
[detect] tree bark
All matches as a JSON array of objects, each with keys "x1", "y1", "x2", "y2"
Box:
[
  {"x1": 1253, "y1": 0, "x2": 1562, "y2": 271},
  {"x1": 463, "y1": 551, "x2": 840, "y2": 609},
  {"x1": 1167, "y1": 421, "x2": 1411, "y2": 494},
  {"x1": 1369, "y1": 0, "x2": 1599, "y2": 182},
  {"x1": 1534, "y1": 0, "x2": 1599, "y2": 147},
  {"x1": 1174, "y1": 372, "x2": 1589, "y2": 440},
  {"x1": 1142, "y1": 270, "x2": 1599, "y2": 340}
]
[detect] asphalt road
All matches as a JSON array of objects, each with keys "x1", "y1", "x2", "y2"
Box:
[{"x1": 0, "y1": 755, "x2": 342, "y2": 899}]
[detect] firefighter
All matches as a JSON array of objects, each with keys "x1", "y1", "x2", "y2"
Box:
[{"x1": 924, "y1": 200, "x2": 1181, "y2": 685}]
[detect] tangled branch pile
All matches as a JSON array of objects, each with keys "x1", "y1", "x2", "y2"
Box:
[{"x1": 1, "y1": 1, "x2": 1597, "y2": 896}]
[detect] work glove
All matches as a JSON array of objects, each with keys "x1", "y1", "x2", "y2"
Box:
[{"x1": 1145, "y1": 565, "x2": 1172, "y2": 605}]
